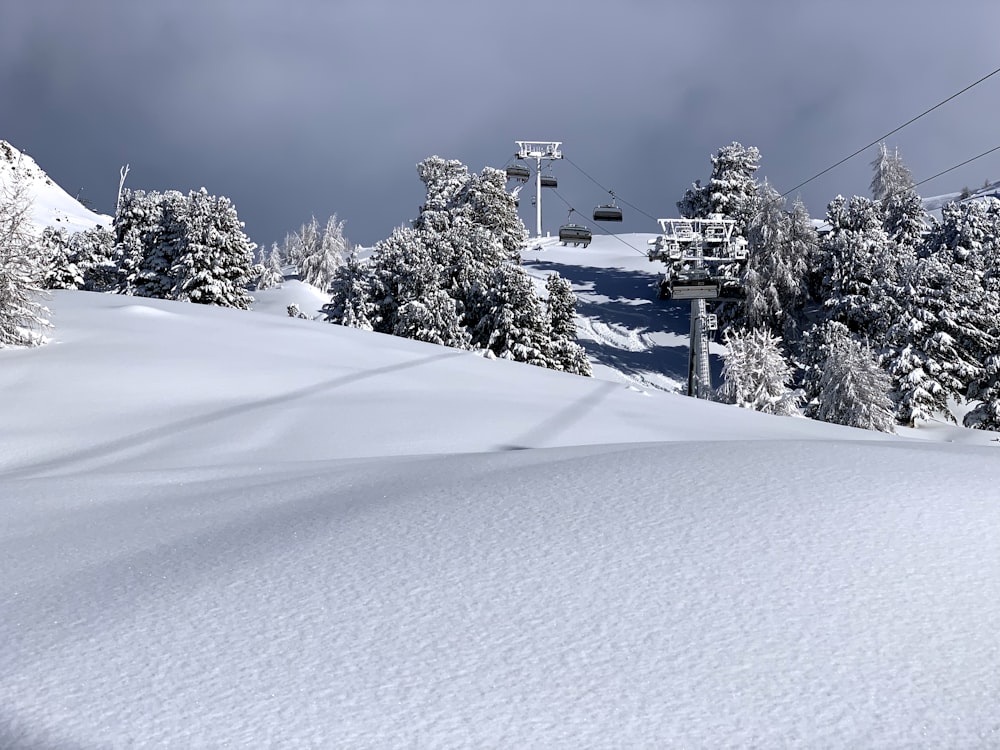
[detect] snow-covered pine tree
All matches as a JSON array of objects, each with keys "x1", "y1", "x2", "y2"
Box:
[
  {"x1": 299, "y1": 214, "x2": 347, "y2": 292},
  {"x1": 73, "y1": 225, "x2": 117, "y2": 292},
  {"x1": 132, "y1": 189, "x2": 187, "y2": 300},
  {"x1": 255, "y1": 242, "x2": 285, "y2": 290},
  {"x1": 476, "y1": 264, "x2": 552, "y2": 368},
  {"x1": 40, "y1": 226, "x2": 83, "y2": 290},
  {"x1": 0, "y1": 179, "x2": 48, "y2": 347},
  {"x1": 869, "y1": 142, "x2": 926, "y2": 261},
  {"x1": 813, "y1": 325, "x2": 895, "y2": 432},
  {"x1": 870, "y1": 142, "x2": 915, "y2": 203},
  {"x1": 964, "y1": 353, "x2": 1000, "y2": 431},
  {"x1": 282, "y1": 218, "x2": 320, "y2": 278},
  {"x1": 677, "y1": 142, "x2": 761, "y2": 234},
  {"x1": 817, "y1": 195, "x2": 898, "y2": 340},
  {"x1": 169, "y1": 188, "x2": 256, "y2": 309},
  {"x1": 544, "y1": 272, "x2": 591, "y2": 376},
  {"x1": 740, "y1": 185, "x2": 812, "y2": 341},
  {"x1": 324, "y1": 247, "x2": 374, "y2": 330},
  {"x1": 113, "y1": 188, "x2": 166, "y2": 294},
  {"x1": 717, "y1": 327, "x2": 801, "y2": 416},
  {"x1": 394, "y1": 290, "x2": 471, "y2": 349}
]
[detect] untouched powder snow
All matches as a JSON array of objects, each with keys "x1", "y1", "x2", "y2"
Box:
[
  {"x1": 0, "y1": 140, "x2": 111, "y2": 235},
  {"x1": 2, "y1": 229, "x2": 999, "y2": 745}
]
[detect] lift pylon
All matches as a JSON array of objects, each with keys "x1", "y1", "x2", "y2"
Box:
[
  {"x1": 647, "y1": 214, "x2": 748, "y2": 399},
  {"x1": 515, "y1": 141, "x2": 562, "y2": 238}
]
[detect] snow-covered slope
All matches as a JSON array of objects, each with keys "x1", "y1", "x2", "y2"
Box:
[
  {"x1": 2, "y1": 284, "x2": 999, "y2": 747},
  {"x1": 0, "y1": 140, "x2": 111, "y2": 235},
  {"x1": 923, "y1": 179, "x2": 1000, "y2": 216},
  {"x1": 3, "y1": 152, "x2": 1000, "y2": 746}
]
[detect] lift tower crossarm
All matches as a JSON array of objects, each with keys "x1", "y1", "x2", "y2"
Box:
[{"x1": 515, "y1": 141, "x2": 563, "y2": 238}]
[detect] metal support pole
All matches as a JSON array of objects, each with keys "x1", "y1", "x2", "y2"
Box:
[
  {"x1": 535, "y1": 155, "x2": 542, "y2": 238},
  {"x1": 687, "y1": 298, "x2": 712, "y2": 398}
]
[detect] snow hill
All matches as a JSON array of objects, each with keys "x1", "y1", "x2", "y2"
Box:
[
  {"x1": 0, "y1": 140, "x2": 111, "y2": 235},
  {"x1": 923, "y1": 178, "x2": 1000, "y2": 216},
  {"x1": 2, "y1": 147, "x2": 1000, "y2": 747}
]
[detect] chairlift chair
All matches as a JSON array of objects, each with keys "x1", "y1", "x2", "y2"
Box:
[
  {"x1": 540, "y1": 174, "x2": 557, "y2": 188},
  {"x1": 593, "y1": 203, "x2": 622, "y2": 222},
  {"x1": 558, "y1": 223, "x2": 592, "y2": 248},
  {"x1": 505, "y1": 164, "x2": 530, "y2": 183}
]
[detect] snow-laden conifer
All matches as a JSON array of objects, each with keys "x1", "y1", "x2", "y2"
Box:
[
  {"x1": 169, "y1": 188, "x2": 256, "y2": 309},
  {"x1": 299, "y1": 215, "x2": 347, "y2": 292},
  {"x1": 544, "y1": 273, "x2": 591, "y2": 376},
  {"x1": 255, "y1": 243, "x2": 285, "y2": 290},
  {"x1": 0, "y1": 180, "x2": 48, "y2": 347},
  {"x1": 40, "y1": 227, "x2": 83, "y2": 290},
  {"x1": 677, "y1": 142, "x2": 761, "y2": 234},
  {"x1": 870, "y1": 142, "x2": 915, "y2": 203},
  {"x1": 717, "y1": 328, "x2": 800, "y2": 416},
  {"x1": 813, "y1": 325, "x2": 895, "y2": 432},
  {"x1": 324, "y1": 247, "x2": 373, "y2": 330},
  {"x1": 741, "y1": 186, "x2": 812, "y2": 341}
]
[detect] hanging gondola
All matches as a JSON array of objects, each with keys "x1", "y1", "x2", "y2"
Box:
[
  {"x1": 505, "y1": 164, "x2": 530, "y2": 182},
  {"x1": 593, "y1": 203, "x2": 622, "y2": 222},
  {"x1": 558, "y1": 223, "x2": 592, "y2": 248},
  {"x1": 540, "y1": 174, "x2": 557, "y2": 188}
]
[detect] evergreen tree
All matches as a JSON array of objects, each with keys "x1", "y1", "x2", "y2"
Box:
[
  {"x1": 0, "y1": 180, "x2": 48, "y2": 347},
  {"x1": 300, "y1": 214, "x2": 347, "y2": 292},
  {"x1": 113, "y1": 188, "x2": 166, "y2": 294},
  {"x1": 324, "y1": 155, "x2": 588, "y2": 374},
  {"x1": 284, "y1": 217, "x2": 320, "y2": 277},
  {"x1": 40, "y1": 227, "x2": 83, "y2": 290},
  {"x1": 869, "y1": 142, "x2": 915, "y2": 203},
  {"x1": 476, "y1": 264, "x2": 551, "y2": 367},
  {"x1": 74, "y1": 226, "x2": 117, "y2": 292},
  {"x1": 255, "y1": 243, "x2": 285, "y2": 290},
  {"x1": 717, "y1": 328, "x2": 801, "y2": 416},
  {"x1": 169, "y1": 188, "x2": 256, "y2": 308},
  {"x1": 817, "y1": 195, "x2": 899, "y2": 339},
  {"x1": 324, "y1": 247, "x2": 374, "y2": 330},
  {"x1": 964, "y1": 353, "x2": 1000, "y2": 431},
  {"x1": 544, "y1": 273, "x2": 591, "y2": 376},
  {"x1": 740, "y1": 186, "x2": 812, "y2": 341},
  {"x1": 117, "y1": 188, "x2": 256, "y2": 308},
  {"x1": 813, "y1": 325, "x2": 896, "y2": 432},
  {"x1": 677, "y1": 142, "x2": 761, "y2": 234}
]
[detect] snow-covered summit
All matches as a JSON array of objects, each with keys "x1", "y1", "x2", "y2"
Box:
[{"x1": 0, "y1": 139, "x2": 111, "y2": 235}]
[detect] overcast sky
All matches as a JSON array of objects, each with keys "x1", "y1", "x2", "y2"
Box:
[{"x1": 3, "y1": 1, "x2": 999, "y2": 248}]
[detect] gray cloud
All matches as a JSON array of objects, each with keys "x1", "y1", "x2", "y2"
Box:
[{"x1": 3, "y1": 0, "x2": 999, "y2": 248}]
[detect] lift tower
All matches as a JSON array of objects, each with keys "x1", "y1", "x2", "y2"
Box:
[
  {"x1": 647, "y1": 215, "x2": 748, "y2": 399},
  {"x1": 515, "y1": 141, "x2": 562, "y2": 238}
]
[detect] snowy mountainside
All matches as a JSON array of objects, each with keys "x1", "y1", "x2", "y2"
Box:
[
  {"x1": 923, "y1": 178, "x2": 1000, "y2": 215},
  {"x1": 0, "y1": 139, "x2": 111, "y2": 235}
]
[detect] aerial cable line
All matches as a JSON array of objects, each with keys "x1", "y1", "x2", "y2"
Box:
[
  {"x1": 780, "y1": 64, "x2": 1000, "y2": 199},
  {"x1": 912, "y1": 144, "x2": 1000, "y2": 191},
  {"x1": 563, "y1": 156, "x2": 660, "y2": 222},
  {"x1": 550, "y1": 188, "x2": 647, "y2": 256}
]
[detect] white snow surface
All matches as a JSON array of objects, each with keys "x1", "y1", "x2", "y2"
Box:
[
  {"x1": 0, "y1": 140, "x2": 111, "y2": 235},
  {"x1": 2, "y1": 229, "x2": 1000, "y2": 746}
]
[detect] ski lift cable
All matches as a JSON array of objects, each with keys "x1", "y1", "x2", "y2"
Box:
[
  {"x1": 912, "y1": 144, "x2": 1000, "y2": 191},
  {"x1": 563, "y1": 156, "x2": 660, "y2": 221},
  {"x1": 780, "y1": 64, "x2": 1000, "y2": 200},
  {"x1": 549, "y1": 189, "x2": 648, "y2": 256}
]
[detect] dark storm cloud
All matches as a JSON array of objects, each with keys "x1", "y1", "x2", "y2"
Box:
[{"x1": 3, "y1": 0, "x2": 999, "y2": 247}]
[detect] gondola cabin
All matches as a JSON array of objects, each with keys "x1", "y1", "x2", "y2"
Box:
[
  {"x1": 593, "y1": 204, "x2": 622, "y2": 222},
  {"x1": 558, "y1": 224, "x2": 592, "y2": 248}
]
